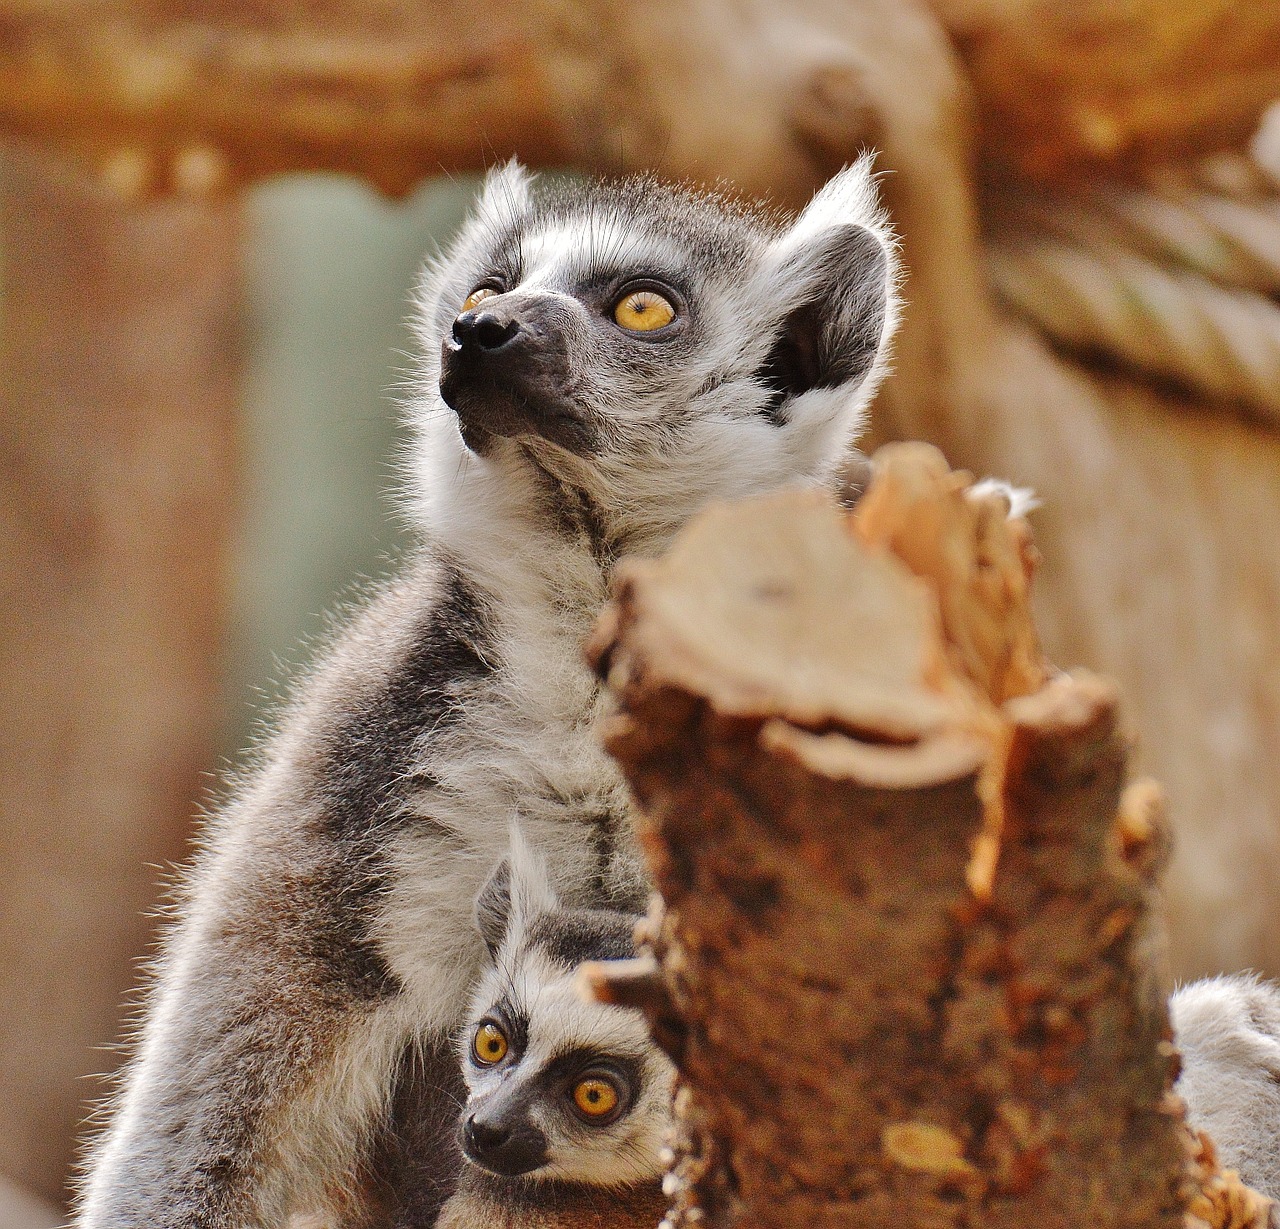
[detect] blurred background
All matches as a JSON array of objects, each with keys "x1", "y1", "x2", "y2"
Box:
[{"x1": 2, "y1": 1, "x2": 1280, "y2": 1221}]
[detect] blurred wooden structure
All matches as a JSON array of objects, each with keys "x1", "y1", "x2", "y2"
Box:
[
  {"x1": 2, "y1": 1, "x2": 1279, "y2": 195},
  {"x1": 0, "y1": 1177, "x2": 60, "y2": 1229},
  {"x1": 2, "y1": 0, "x2": 1280, "y2": 1211},
  {"x1": 0, "y1": 143, "x2": 240, "y2": 1208}
]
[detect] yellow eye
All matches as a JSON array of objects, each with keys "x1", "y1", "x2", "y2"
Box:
[
  {"x1": 472, "y1": 1022, "x2": 509, "y2": 1066},
  {"x1": 461, "y1": 286, "x2": 500, "y2": 313},
  {"x1": 572, "y1": 1077, "x2": 620, "y2": 1119},
  {"x1": 613, "y1": 289, "x2": 676, "y2": 332}
]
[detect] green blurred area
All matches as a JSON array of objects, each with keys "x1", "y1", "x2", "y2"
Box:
[{"x1": 220, "y1": 173, "x2": 479, "y2": 757}]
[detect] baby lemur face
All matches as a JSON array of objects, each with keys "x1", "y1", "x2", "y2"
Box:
[
  {"x1": 413, "y1": 159, "x2": 898, "y2": 547},
  {"x1": 458, "y1": 851, "x2": 674, "y2": 1187}
]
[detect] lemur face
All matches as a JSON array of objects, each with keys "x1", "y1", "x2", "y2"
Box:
[
  {"x1": 413, "y1": 160, "x2": 898, "y2": 543},
  {"x1": 457, "y1": 852, "x2": 674, "y2": 1186}
]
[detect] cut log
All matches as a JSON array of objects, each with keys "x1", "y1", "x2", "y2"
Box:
[{"x1": 589, "y1": 444, "x2": 1270, "y2": 1229}]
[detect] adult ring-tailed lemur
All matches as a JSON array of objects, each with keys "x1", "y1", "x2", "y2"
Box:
[{"x1": 76, "y1": 160, "x2": 902, "y2": 1229}]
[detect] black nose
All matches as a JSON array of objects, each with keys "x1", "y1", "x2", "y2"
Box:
[
  {"x1": 467, "y1": 1116, "x2": 510, "y2": 1151},
  {"x1": 461, "y1": 1112, "x2": 549, "y2": 1176},
  {"x1": 453, "y1": 310, "x2": 520, "y2": 351}
]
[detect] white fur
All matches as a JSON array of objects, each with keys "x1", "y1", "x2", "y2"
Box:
[
  {"x1": 408, "y1": 159, "x2": 898, "y2": 555},
  {"x1": 968, "y1": 476, "x2": 1040, "y2": 520},
  {"x1": 386, "y1": 159, "x2": 900, "y2": 1036},
  {"x1": 77, "y1": 160, "x2": 898, "y2": 1229}
]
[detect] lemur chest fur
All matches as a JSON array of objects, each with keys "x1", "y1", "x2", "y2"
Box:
[{"x1": 374, "y1": 547, "x2": 638, "y2": 1015}]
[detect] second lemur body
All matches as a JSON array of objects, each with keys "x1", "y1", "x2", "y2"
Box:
[
  {"x1": 77, "y1": 161, "x2": 899, "y2": 1229},
  {"x1": 436, "y1": 843, "x2": 673, "y2": 1229},
  {"x1": 1172, "y1": 974, "x2": 1280, "y2": 1203}
]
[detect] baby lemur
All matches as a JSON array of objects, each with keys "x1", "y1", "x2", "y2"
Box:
[
  {"x1": 77, "y1": 159, "x2": 900, "y2": 1228},
  {"x1": 437, "y1": 842, "x2": 672, "y2": 1229}
]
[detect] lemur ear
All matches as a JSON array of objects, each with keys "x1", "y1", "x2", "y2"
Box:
[
  {"x1": 477, "y1": 158, "x2": 533, "y2": 228},
  {"x1": 474, "y1": 828, "x2": 559, "y2": 959},
  {"x1": 757, "y1": 159, "x2": 897, "y2": 423},
  {"x1": 475, "y1": 859, "x2": 514, "y2": 959}
]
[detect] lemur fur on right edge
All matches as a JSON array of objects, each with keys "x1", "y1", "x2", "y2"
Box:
[
  {"x1": 1173, "y1": 974, "x2": 1280, "y2": 1203},
  {"x1": 76, "y1": 159, "x2": 901, "y2": 1229}
]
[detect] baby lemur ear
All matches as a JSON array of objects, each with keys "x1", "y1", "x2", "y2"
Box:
[
  {"x1": 475, "y1": 859, "x2": 513, "y2": 959},
  {"x1": 476, "y1": 158, "x2": 534, "y2": 229},
  {"x1": 474, "y1": 828, "x2": 560, "y2": 959},
  {"x1": 757, "y1": 159, "x2": 898, "y2": 423}
]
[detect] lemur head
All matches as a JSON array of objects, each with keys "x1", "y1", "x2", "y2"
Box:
[
  {"x1": 456, "y1": 842, "x2": 674, "y2": 1188},
  {"x1": 412, "y1": 159, "x2": 899, "y2": 555}
]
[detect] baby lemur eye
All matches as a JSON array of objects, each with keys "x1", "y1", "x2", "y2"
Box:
[
  {"x1": 570, "y1": 1075, "x2": 621, "y2": 1122},
  {"x1": 461, "y1": 286, "x2": 500, "y2": 313},
  {"x1": 612, "y1": 289, "x2": 676, "y2": 333},
  {"x1": 472, "y1": 1020, "x2": 509, "y2": 1066}
]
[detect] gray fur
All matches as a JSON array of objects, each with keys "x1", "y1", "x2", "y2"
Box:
[
  {"x1": 435, "y1": 1168, "x2": 668, "y2": 1229},
  {"x1": 475, "y1": 859, "x2": 515, "y2": 959},
  {"x1": 1173, "y1": 974, "x2": 1280, "y2": 1201},
  {"x1": 75, "y1": 159, "x2": 899, "y2": 1229}
]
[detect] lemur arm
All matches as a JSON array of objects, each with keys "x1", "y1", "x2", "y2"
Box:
[
  {"x1": 76, "y1": 566, "x2": 485, "y2": 1229},
  {"x1": 77, "y1": 865, "x2": 410, "y2": 1229}
]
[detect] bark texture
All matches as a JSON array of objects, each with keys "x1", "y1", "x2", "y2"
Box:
[{"x1": 589, "y1": 445, "x2": 1270, "y2": 1229}]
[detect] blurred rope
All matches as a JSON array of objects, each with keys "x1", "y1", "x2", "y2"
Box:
[{"x1": 988, "y1": 103, "x2": 1280, "y2": 425}]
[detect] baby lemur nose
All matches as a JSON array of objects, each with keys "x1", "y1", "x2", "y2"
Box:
[
  {"x1": 453, "y1": 310, "x2": 521, "y2": 352},
  {"x1": 462, "y1": 1112, "x2": 549, "y2": 1175},
  {"x1": 467, "y1": 1116, "x2": 510, "y2": 1149}
]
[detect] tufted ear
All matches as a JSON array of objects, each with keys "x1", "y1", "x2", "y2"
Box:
[
  {"x1": 475, "y1": 859, "x2": 514, "y2": 959},
  {"x1": 474, "y1": 828, "x2": 558, "y2": 960},
  {"x1": 476, "y1": 158, "x2": 534, "y2": 229},
  {"x1": 756, "y1": 158, "x2": 898, "y2": 423}
]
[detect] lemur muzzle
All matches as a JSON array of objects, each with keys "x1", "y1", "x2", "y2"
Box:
[{"x1": 440, "y1": 299, "x2": 596, "y2": 454}]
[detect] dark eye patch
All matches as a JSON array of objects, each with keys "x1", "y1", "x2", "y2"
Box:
[
  {"x1": 537, "y1": 1048, "x2": 643, "y2": 1126},
  {"x1": 568, "y1": 265, "x2": 691, "y2": 315}
]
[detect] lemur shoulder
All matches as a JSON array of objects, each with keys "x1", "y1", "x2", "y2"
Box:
[{"x1": 76, "y1": 159, "x2": 900, "y2": 1229}]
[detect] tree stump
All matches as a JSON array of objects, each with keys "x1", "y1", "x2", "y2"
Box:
[{"x1": 587, "y1": 444, "x2": 1270, "y2": 1229}]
